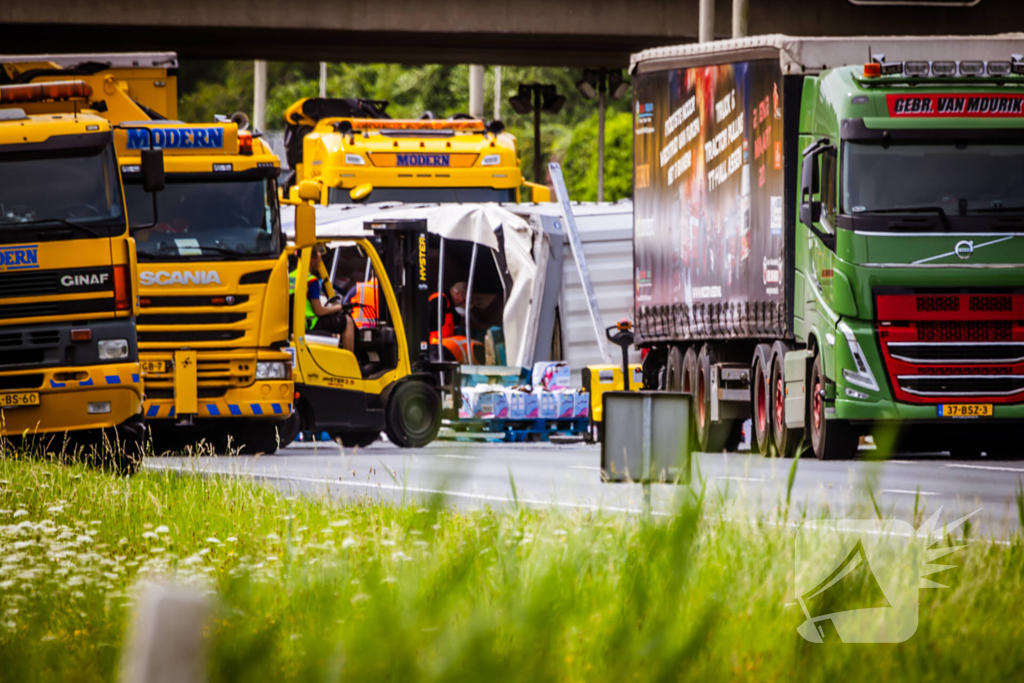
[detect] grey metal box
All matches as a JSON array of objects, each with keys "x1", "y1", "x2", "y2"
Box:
[{"x1": 600, "y1": 391, "x2": 691, "y2": 484}]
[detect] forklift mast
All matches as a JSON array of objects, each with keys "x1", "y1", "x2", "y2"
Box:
[{"x1": 368, "y1": 219, "x2": 431, "y2": 369}]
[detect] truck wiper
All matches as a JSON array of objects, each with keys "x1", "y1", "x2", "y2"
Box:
[
  {"x1": 858, "y1": 206, "x2": 951, "y2": 230},
  {"x1": 193, "y1": 245, "x2": 248, "y2": 257},
  {"x1": 14, "y1": 218, "x2": 102, "y2": 237}
]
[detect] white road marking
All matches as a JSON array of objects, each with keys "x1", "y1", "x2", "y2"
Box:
[
  {"x1": 880, "y1": 488, "x2": 939, "y2": 496},
  {"x1": 569, "y1": 465, "x2": 603, "y2": 471},
  {"x1": 143, "y1": 463, "x2": 669, "y2": 516},
  {"x1": 946, "y1": 463, "x2": 1024, "y2": 473},
  {"x1": 716, "y1": 476, "x2": 765, "y2": 482},
  {"x1": 434, "y1": 454, "x2": 479, "y2": 460}
]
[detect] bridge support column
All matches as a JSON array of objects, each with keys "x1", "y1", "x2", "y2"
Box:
[
  {"x1": 253, "y1": 59, "x2": 267, "y2": 132},
  {"x1": 699, "y1": 0, "x2": 715, "y2": 43},
  {"x1": 469, "y1": 64, "x2": 485, "y2": 119}
]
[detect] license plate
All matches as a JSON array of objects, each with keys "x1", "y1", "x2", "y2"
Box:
[
  {"x1": 141, "y1": 360, "x2": 167, "y2": 374},
  {"x1": 938, "y1": 403, "x2": 992, "y2": 418},
  {"x1": 0, "y1": 392, "x2": 39, "y2": 409}
]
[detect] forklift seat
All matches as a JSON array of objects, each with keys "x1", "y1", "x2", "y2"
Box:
[{"x1": 354, "y1": 325, "x2": 398, "y2": 378}]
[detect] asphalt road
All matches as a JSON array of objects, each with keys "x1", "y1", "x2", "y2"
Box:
[{"x1": 144, "y1": 436, "x2": 1024, "y2": 539}]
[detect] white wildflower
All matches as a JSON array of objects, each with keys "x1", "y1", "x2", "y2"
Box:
[
  {"x1": 329, "y1": 520, "x2": 350, "y2": 528},
  {"x1": 341, "y1": 537, "x2": 357, "y2": 549},
  {"x1": 226, "y1": 537, "x2": 238, "y2": 543},
  {"x1": 350, "y1": 593, "x2": 370, "y2": 604},
  {"x1": 141, "y1": 531, "x2": 157, "y2": 540},
  {"x1": 12, "y1": 510, "x2": 27, "y2": 519},
  {"x1": 154, "y1": 525, "x2": 169, "y2": 535},
  {"x1": 205, "y1": 537, "x2": 220, "y2": 545}
]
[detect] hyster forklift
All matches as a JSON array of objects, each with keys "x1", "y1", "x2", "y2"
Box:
[{"x1": 281, "y1": 203, "x2": 460, "y2": 448}]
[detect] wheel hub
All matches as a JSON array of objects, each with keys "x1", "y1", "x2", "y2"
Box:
[
  {"x1": 774, "y1": 375, "x2": 784, "y2": 434},
  {"x1": 756, "y1": 373, "x2": 767, "y2": 435}
]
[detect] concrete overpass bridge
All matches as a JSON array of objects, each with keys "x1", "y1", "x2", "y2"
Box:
[{"x1": 1, "y1": 0, "x2": 1020, "y2": 67}]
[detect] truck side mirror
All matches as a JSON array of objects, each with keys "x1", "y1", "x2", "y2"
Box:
[
  {"x1": 297, "y1": 180, "x2": 320, "y2": 202},
  {"x1": 800, "y1": 143, "x2": 836, "y2": 250},
  {"x1": 141, "y1": 149, "x2": 165, "y2": 193},
  {"x1": 294, "y1": 203, "x2": 316, "y2": 249}
]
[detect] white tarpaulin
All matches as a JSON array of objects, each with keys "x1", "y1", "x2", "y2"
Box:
[{"x1": 281, "y1": 202, "x2": 547, "y2": 368}]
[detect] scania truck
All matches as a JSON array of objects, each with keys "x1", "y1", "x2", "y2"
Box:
[
  {"x1": 2, "y1": 54, "x2": 294, "y2": 454},
  {"x1": 630, "y1": 35, "x2": 1024, "y2": 460},
  {"x1": 282, "y1": 97, "x2": 550, "y2": 203},
  {"x1": 0, "y1": 78, "x2": 147, "y2": 461}
]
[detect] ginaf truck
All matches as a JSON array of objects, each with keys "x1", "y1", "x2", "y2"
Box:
[
  {"x1": 0, "y1": 78, "x2": 153, "y2": 462},
  {"x1": 1, "y1": 53, "x2": 295, "y2": 453},
  {"x1": 630, "y1": 35, "x2": 1024, "y2": 460}
]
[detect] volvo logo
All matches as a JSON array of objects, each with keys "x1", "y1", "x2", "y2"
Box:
[{"x1": 954, "y1": 240, "x2": 974, "y2": 260}]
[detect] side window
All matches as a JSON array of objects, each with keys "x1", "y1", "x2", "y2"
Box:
[{"x1": 820, "y1": 147, "x2": 838, "y2": 229}]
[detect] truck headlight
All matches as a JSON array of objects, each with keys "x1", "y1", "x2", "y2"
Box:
[
  {"x1": 481, "y1": 154, "x2": 501, "y2": 166},
  {"x1": 256, "y1": 361, "x2": 289, "y2": 380},
  {"x1": 837, "y1": 321, "x2": 879, "y2": 392},
  {"x1": 98, "y1": 339, "x2": 129, "y2": 360},
  {"x1": 344, "y1": 153, "x2": 366, "y2": 166}
]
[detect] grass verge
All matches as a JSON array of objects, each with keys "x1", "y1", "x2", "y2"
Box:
[{"x1": 1, "y1": 453, "x2": 1023, "y2": 682}]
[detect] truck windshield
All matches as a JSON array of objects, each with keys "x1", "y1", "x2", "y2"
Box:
[
  {"x1": 126, "y1": 178, "x2": 280, "y2": 260},
  {"x1": 328, "y1": 187, "x2": 517, "y2": 204},
  {"x1": 843, "y1": 142, "x2": 1024, "y2": 222},
  {"x1": 0, "y1": 144, "x2": 124, "y2": 239}
]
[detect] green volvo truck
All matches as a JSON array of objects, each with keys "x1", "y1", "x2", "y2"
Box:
[{"x1": 630, "y1": 35, "x2": 1024, "y2": 460}]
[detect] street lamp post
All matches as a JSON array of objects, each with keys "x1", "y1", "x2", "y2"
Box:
[
  {"x1": 508, "y1": 83, "x2": 565, "y2": 186},
  {"x1": 576, "y1": 69, "x2": 629, "y2": 202}
]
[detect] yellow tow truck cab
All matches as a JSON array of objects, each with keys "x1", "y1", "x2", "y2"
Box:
[
  {"x1": 115, "y1": 124, "x2": 293, "y2": 453},
  {"x1": 0, "y1": 79, "x2": 144, "y2": 456},
  {"x1": 283, "y1": 98, "x2": 550, "y2": 204},
  {"x1": 2, "y1": 54, "x2": 295, "y2": 453}
]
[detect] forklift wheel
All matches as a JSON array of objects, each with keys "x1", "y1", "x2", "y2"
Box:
[{"x1": 385, "y1": 381, "x2": 441, "y2": 448}]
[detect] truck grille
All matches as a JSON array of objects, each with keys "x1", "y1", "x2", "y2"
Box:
[
  {"x1": 0, "y1": 270, "x2": 60, "y2": 299},
  {"x1": 876, "y1": 292, "x2": 1024, "y2": 404},
  {"x1": 137, "y1": 295, "x2": 251, "y2": 347},
  {"x1": 142, "y1": 354, "x2": 256, "y2": 391}
]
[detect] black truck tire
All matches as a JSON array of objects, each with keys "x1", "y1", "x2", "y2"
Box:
[
  {"x1": 809, "y1": 353, "x2": 859, "y2": 460},
  {"x1": 770, "y1": 347, "x2": 803, "y2": 458},
  {"x1": 696, "y1": 344, "x2": 734, "y2": 453},
  {"x1": 335, "y1": 431, "x2": 380, "y2": 448},
  {"x1": 751, "y1": 349, "x2": 773, "y2": 456},
  {"x1": 237, "y1": 423, "x2": 280, "y2": 455},
  {"x1": 275, "y1": 411, "x2": 302, "y2": 450},
  {"x1": 385, "y1": 381, "x2": 441, "y2": 448},
  {"x1": 666, "y1": 346, "x2": 685, "y2": 391}
]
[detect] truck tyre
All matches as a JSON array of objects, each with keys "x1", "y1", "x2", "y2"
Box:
[
  {"x1": 335, "y1": 431, "x2": 380, "y2": 448},
  {"x1": 237, "y1": 423, "x2": 280, "y2": 455},
  {"x1": 666, "y1": 346, "x2": 685, "y2": 391},
  {"x1": 679, "y1": 346, "x2": 701, "y2": 452},
  {"x1": 809, "y1": 353, "x2": 858, "y2": 460},
  {"x1": 696, "y1": 344, "x2": 733, "y2": 453},
  {"x1": 276, "y1": 411, "x2": 302, "y2": 450},
  {"x1": 749, "y1": 352, "x2": 770, "y2": 454},
  {"x1": 386, "y1": 381, "x2": 441, "y2": 448},
  {"x1": 770, "y1": 350, "x2": 803, "y2": 458}
]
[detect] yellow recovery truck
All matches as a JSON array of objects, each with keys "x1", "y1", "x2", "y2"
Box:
[
  {"x1": 2, "y1": 54, "x2": 294, "y2": 453},
  {"x1": 0, "y1": 77, "x2": 150, "y2": 463},
  {"x1": 282, "y1": 97, "x2": 550, "y2": 204}
]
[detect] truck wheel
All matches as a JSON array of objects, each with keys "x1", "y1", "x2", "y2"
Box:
[
  {"x1": 809, "y1": 354, "x2": 858, "y2": 460},
  {"x1": 237, "y1": 423, "x2": 280, "y2": 455},
  {"x1": 771, "y1": 352, "x2": 803, "y2": 457},
  {"x1": 276, "y1": 411, "x2": 302, "y2": 450},
  {"x1": 696, "y1": 344, "x2": 733, "y2": 453},
  {"x1": 335, "y1": 431, "x2": 380, "y2": 448},
  {"x1": 679, "y1": 346, "x2": 701, "y2": 453},
  {"x1": 751, "y1": 354, "x2": 773, "y2": 456},
  {"x1": 666, "y1": 346, "x2": 684, "y2": 391},
  {"x1": 386, "y1": 381, "x2": 441, "y2": 448}
]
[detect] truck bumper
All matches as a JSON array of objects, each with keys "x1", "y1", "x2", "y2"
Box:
[
  {"x1": 835, "y1": 396, "x2": 1024, "y2": 423},
  {"x1": 0, "y1": 362, "x2": 143, "y2": 436},
  {"x1": 144, "y1": 380, "x2": 294, "y2": 421}
]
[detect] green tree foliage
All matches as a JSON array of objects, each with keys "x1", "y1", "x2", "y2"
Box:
[{"x1": 177, "y1": 61, "x2": 633, "y2": 201}]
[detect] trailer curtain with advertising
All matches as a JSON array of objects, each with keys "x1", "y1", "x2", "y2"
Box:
[{"x1": 633, "y1": 59, "x2": 787, "y2": 344}]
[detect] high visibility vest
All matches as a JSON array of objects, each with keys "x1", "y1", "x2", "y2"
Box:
[
  {"x1": 352, "y1": 280, "x2": 378, "y2": 328},
  {"x1": 428, "y1": 291, "x2": 456, "y2": 343},
  {"x1": 288, "y1": 267, "x2": 320, "y2": 328}
]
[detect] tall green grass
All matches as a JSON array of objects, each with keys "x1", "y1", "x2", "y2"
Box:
[{"x1": 1, "y1": 452, "x2": 1023, "y2": 682}]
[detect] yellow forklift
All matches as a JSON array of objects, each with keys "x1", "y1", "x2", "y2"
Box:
[{"x1": 280, "y1": 190, "x2": 460, "y2": 448}]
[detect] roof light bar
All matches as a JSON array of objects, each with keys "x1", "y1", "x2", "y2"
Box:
[
  {"x1": 904, "y1": 61, "x2": 930, "y2": 77},
  {"x1": 347, "y1": 119, "x2": 486, "y2": 132},
  {"x1": 0, "y1": 79, "x2": 93, "y2": 105},
  {"x1": 988, "y1": 61, "x2": 1013, "y2": 76},
  {"x1": 959, "y1": 60, "x2": 985, "y2": 77},
  {"x1": 931, "y1": 61, "x2": 957, "y2": 77}
]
